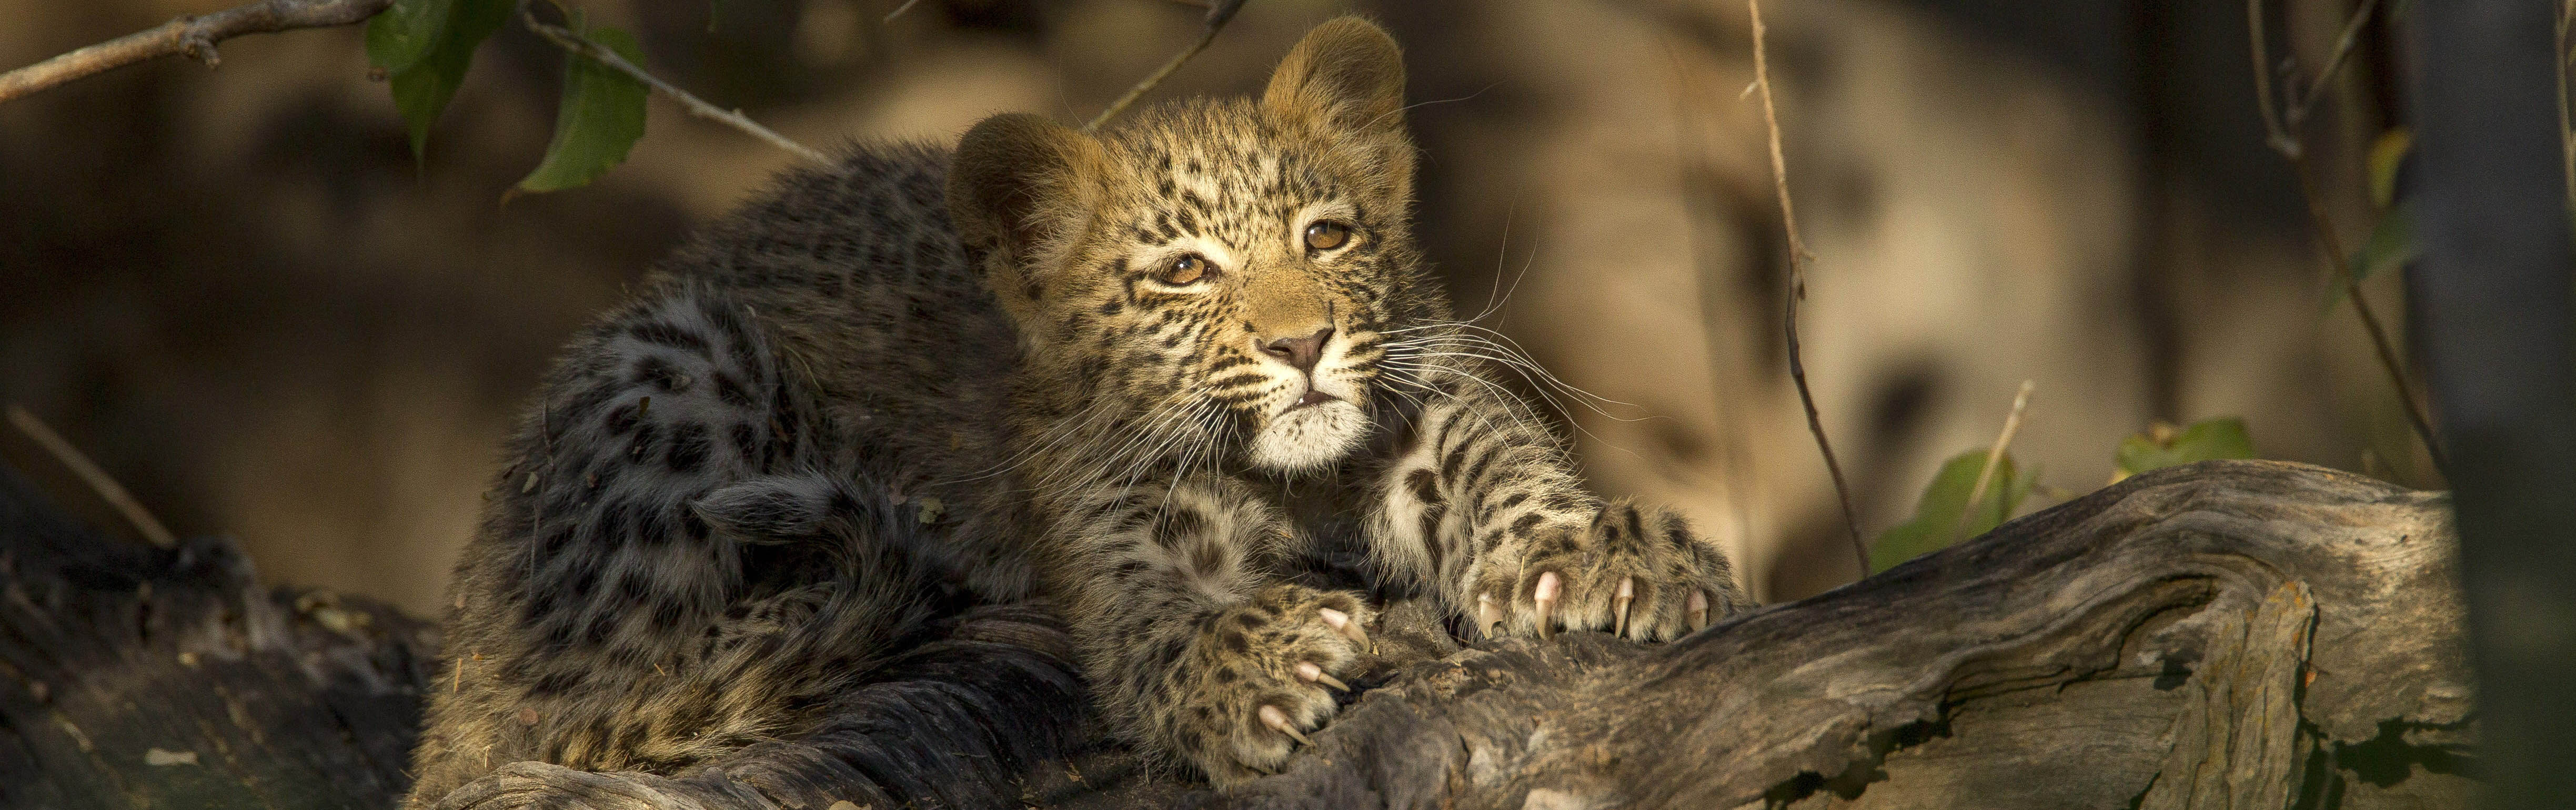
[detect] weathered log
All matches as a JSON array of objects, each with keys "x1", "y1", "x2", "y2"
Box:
[
  {"x1": 1208, "y1": 459, "x2": 2477, "y2": 809},
  {"x1": 0, "y1": 465, "x2": 436, "y2": 809},
  {"x1": 0, "y1": 460, "x2": 2477, "y2": 809}
]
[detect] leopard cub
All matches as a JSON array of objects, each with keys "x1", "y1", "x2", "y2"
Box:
[
  {"x1": 405, "y1": 15, "x2": 1752, "y2": 803},
  {"x1": 945, "y1": 17, "x2": 1754, "y2": 781}
]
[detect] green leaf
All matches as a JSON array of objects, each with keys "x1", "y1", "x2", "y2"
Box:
[
  {"x1": 1868, "y1": 451, "x2": 2028, "y2": 573},
  {"x1": 2366, "y1": 128, "x2": 2411, "y2": 209},
  {"x1": 514, "y1": 25, "x2": 648, "y2": 196},
  {"x1": 366, "y1": 0, "x2": 512, "y2": 160},
  {"x1": 2351, "y1": 199, "x2": 2417, "y2": 284},
  {"x1": 363, "y1": 0, "x2": 451, "y2": 74},
  {"x1": 2114, "y1": 417, "x2": 2256, "y2": 481}
]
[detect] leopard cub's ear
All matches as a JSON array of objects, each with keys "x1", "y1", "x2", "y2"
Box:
[
  {"x1": 1261, "y1": 16, "x2": 1406, "y2": 143},
  {"x1": 947, "y1": 113, "x2": 1110, "y2": 285}
]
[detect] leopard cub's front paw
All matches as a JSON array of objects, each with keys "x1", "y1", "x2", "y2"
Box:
[
  {"x1": 1473, "y1": 498, "x2": 1753, "y2": 642},
  {"x1": 1161, "y1": 584, "x2": 1374, "y2": 785}
]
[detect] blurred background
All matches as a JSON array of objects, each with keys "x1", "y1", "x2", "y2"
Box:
[{"x1": 0, "y1": 0, "x2": 2434, "y2": 615}]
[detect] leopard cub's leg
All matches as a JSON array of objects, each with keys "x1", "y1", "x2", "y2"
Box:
[
  {"x1": 1477, "y1": 498, "x2": 1753, "y2": 641},
  {"x1": 1162, "y1": 583, "x2": 1374, "y2": 783},
  {"x1": 1371, "y1": 388, "x2": 1754, "y2": 642},
  {"x1": 1061, "y1": 480, "x2": 1374, "y2": 785}
]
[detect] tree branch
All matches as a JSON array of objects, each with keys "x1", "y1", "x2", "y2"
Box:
[
  {"x1": 6, "y1": 404, "x2": 177, "y2": 548},
  {"x1": 1084, "y1": 0, "x2": 1247, "y2": 133},
  {"x1": 520, "y1": 13, "x2": 831, "y2": 166},
  {"x1": 0, "y1": 0, "x2": 392, "y2": 105},
  {"x1": 1747, "y1": 0, "x2": 1868, "y2": 576},
  {"x1": 2283, "y1": 0, "x2": 2383, "y2": 131},
  {"x1": 2558, "y1": 0, "x2": 2575, "y2": 221}
]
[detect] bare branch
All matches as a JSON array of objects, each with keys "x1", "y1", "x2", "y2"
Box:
[
  {"x1": 1084, "y1": 0, "x2": 1248, "y2": 133},
  {"x1": 0, "y1": 0, "x2": 392, "y2": 105},
  {"x1": 2285, "y1": 0, "x2": 2383, "y2": 129},
  {"x1": 2559, "y1": 0, "x2": 2575, "y2": 220},
  {"x1": 6, "y1": 404, "x2": 177, "y2": 549},
  {"x1": 2245, "y1": 0, "x2": 2298, "y2": 158},
  {"x1": 2291, "y1": 158, "x2": 2451, "y2": 475},
  {"x1": 521, "y1": 14, "x2": 831, "y2": 166},
  {"x1": 2246, "y1": 0, "x2": 2451, "y2": 480},
  {"x1": 1747, "y1": 0, "x2": 1867, "y2": 575}
]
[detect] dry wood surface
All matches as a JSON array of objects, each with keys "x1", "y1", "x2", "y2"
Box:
[{"x1": 0, "y1": 460, "x2": 2477, "y2": 809}]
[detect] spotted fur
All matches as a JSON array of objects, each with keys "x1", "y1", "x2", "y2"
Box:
[{"x1": 405, "y1": 16, "x2": 1751, "y2": 803}]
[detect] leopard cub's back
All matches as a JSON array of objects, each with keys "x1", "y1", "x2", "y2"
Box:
[
  {"x1": 405, "y1": 144, "x2": 1046, "y2": 806},
  {"x1": 665, "y1": 143, "x2": 1044, "y2": 596}
]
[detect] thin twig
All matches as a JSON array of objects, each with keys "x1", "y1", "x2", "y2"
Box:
[
  {"x1": 882, "y1": 0, "x2": 926, "y2": 23},
  {"x1": 2292, "y1": 161, "x2": 2451, "y2": 475},
  {"x1": 522, "y1": 13, "x2": 830, "y2": 166},
  {"x1": 2559, "y1": 0, "x2": 2575, "y2": 219},
  {"x1": 1084, "y1": 0, "x2": 1247, "y2": 133},
  {"x1": 1951, "y1": 380, "x2": 2034, "y2": 545},
  {"x1": 6, "y1": 405, "x2": 177, "y2": 549},
  {"x1": 2285, "y1": 0, "x2": 2384, "y2": 129},
  {"x1": 0, "y1": 0, "x2": 392, "y2": 105},
  {"x1": 2247, "y1": 0, "x2": 2297, "y2": 158},
  {"x1": 2247, "y1": 0, "x2": 2451, "y2": 479},
  {"x1": 1748, "y1": 0, "x2": 1867, "y2": 575}
]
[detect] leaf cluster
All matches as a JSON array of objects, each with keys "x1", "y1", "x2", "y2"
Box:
[{"x1": 366, "y1": 0, "x2": 647, "y2": 195}]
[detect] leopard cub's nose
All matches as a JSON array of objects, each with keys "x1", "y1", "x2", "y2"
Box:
[{"x1": 1259, "y1": 327, "x2": 1333, "y2": 372}]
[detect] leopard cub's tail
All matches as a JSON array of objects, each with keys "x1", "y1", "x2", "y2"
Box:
[
  {"x1": 414, "y1": 471, "x2": 1089, "y2": 810},
  {"x1": 673, "y1": 472, "x2": 1093, "y2": 808}
]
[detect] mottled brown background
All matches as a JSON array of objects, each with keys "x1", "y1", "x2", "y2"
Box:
[{"x1": 0, "y1": 0, "x2": 2429, "y2": 616}]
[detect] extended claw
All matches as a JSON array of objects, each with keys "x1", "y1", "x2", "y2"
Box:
[
  {"x1": 1477, "y1": 593, "x2": 1504, "y2": 639},
  {"x1": 1295, "y1": 662, "x2": 1350, "y2": 692},
  {"x1": 1533, "y1": 570, "x2": 1562, "y2": 640},
  {"x1": 1316, "y1": 607, "x2": 1373, "y2": 651},
  {"x1": 1258, "y1": 704, "x2": 1311, "y2": 745},
  {"x1": 1687, "y1": 588, "x2": 1710, "y2": 631},
  {"x1": 1613, "y1": 576, "x2": 1636, "y2": 638}
]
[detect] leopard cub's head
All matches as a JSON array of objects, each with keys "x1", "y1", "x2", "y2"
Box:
[{"x1": 948, "y1": 16, "x2": 1443, "y2": 475}]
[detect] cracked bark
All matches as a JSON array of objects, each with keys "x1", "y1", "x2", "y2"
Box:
[{"x1": 0, "y1": 459, "x2": 2476, "y2": 809}]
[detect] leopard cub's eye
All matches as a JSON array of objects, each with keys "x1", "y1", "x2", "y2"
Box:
[
  {"x1": 1160, "y1": 254, "x2": 1211, "y2": 286},
  {"x1": 1304, "y1": 220, "x2": 1352, "y2": 251}
]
